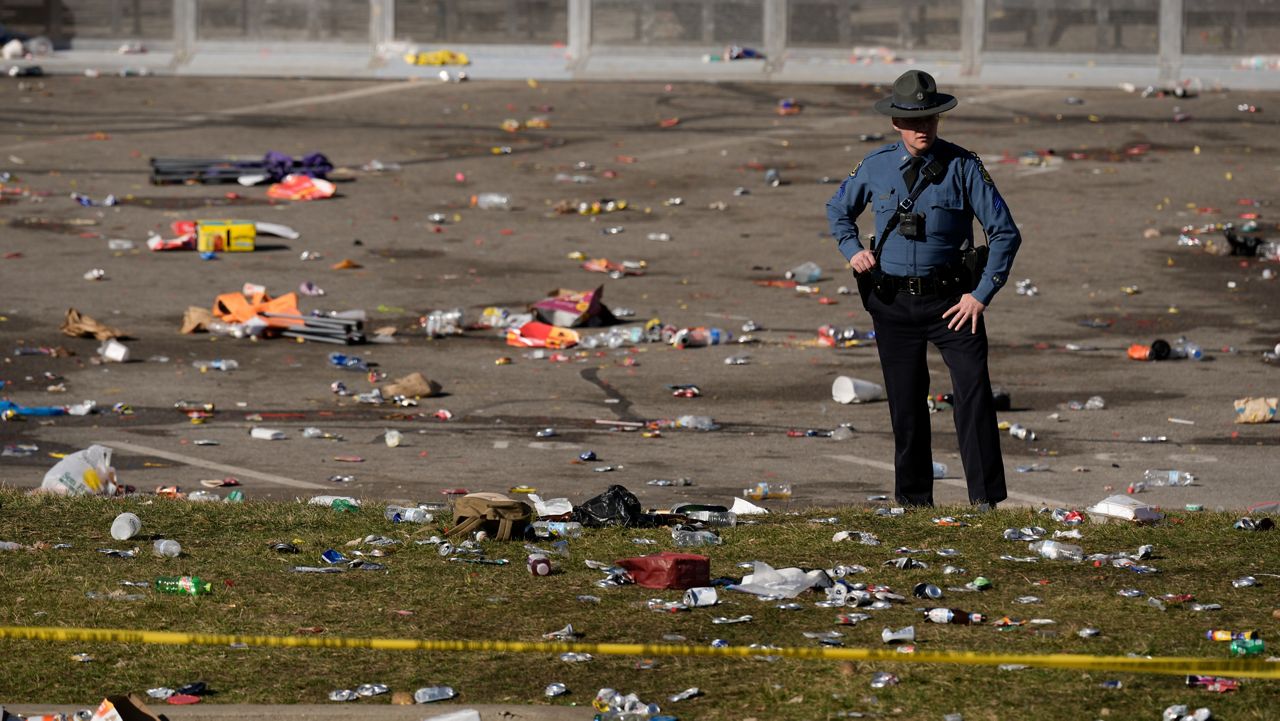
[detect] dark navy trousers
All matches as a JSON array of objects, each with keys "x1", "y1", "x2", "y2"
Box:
[{"x1": 865, "y1": 289, "x2": 1007, "y2": 507}]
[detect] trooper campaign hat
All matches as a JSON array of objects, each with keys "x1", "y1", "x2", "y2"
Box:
[{"x1": 874, "y1": 69, "x2": 958, "y2": 118}]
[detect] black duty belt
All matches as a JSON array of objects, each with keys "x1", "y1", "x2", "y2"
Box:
[{"x1": 880, "y1": 268, "x2": 965, "y2": 297}]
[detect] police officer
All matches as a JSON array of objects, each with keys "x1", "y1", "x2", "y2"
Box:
[{"x1": 826, "y1": 69, "x2": 1022, "y2": 509}]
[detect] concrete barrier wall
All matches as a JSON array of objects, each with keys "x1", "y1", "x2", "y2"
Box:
[{"x1": 2, "y1": 0, "x2": 1278, "y2": 88}]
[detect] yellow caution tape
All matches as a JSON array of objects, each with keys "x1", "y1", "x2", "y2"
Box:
[{"x1": 0, "y1": 625, "x2": 1276, "y2": 679}]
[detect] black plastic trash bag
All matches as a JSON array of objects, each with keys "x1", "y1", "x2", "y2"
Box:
[{"x1": 574, "y1": 484, "x2": 654, "y2": 527}]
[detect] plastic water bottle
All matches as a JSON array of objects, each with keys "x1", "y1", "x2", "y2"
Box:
[
  {"x1": 671, "y1": 327, "x2": 732, "y2": 349},
  {"x1": 192, "y1": 359, "x2": 238, "y2": 372},
  {"x1": 531, "y1": 521, "x2": 584, "y2": 539},
  {"x1": 672, "y1": 529, "x2": 722, "y2": 547},
  {"x1": 684, "y1": 510, "x2": 737, "y2": 527},
  {"x1": 470, "y1": 193, "x2": 511, "y2": 210},
  {"x1": 152, "y1": 539, "x2": 182, "y2": 558},
  {"x1": 413, "y1": 686, "x2": 457, "y2": 703},
  {"x1": 1173, "y1": 337, "x2": 1204, "y2": 361},
  {"x1": 1143, "y1": 469, "x2": 1195, "y2": 486},
  {"x1": 385, "y1": 506, "x2": 432, "y2": 523},
  {"x1": 743, "y1": 482, "x2": 792, "y2": 501},
  {"x1": 924, "y1": 608, "x2": 984, "y2": 624},
  {"x1": 156, "y1": 576, "x2": 212, "y2": 596},
  {"x1": 328, "y1": 352, "x2": 368, "y2": 371},
  {"x1": 1028, "y1": 540, "x2": 1083, "y2": 562},
  {"x1": 785, "y1": 261, "x2": 821, "y2": 283}
]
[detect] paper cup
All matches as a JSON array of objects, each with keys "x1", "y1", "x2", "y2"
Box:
[
  {"x1": 99, "y1": 339, "x2": 131, "y2": 363},
  {"x1": 110, "y1": 512, "x2": 141, "y2": 540},
  {"x1": 683, "y1": 586, "x2": 718, "y2": 607},
  {"x1": 832, "y1": 376, "x2": 884, "y2": 404}
]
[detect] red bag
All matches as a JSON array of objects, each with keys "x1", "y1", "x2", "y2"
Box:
[{"x1": 616, "y1": 552, "x2": 710, "y2": 590}]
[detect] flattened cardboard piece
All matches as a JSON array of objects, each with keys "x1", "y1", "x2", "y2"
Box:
[
  {"x1": 91, "y1": 693, "x2": 166, "y2": 721},
  {"x1": 531, "y1": 286, "x2": 616, "y2": 328},
  {"x1": 1234, "y1": 396, "x2": 1277, "y2": 424}
]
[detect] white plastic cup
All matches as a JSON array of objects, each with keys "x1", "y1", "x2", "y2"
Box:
[
  {"x1": 152, "y1": 539, "x2": 181, "y2": 558},
  {"x1": 683, "y1": 586, "x2": 718, "y2": 607},
  {"x1": 384, "y1": 429, "x2": 403, "y2": 448},
  {"x1": 881, "y1": 625, "x2": 916, "y2": 644},
  {"x1": 99, "y1": 339, "x2": 131, "y2": 363},
  {"x1": 110, "y1": 512, "x2": 141, "y2": 540},
  {"x1": 832, "y1": 376, "x2": 884, "y2": 404}
]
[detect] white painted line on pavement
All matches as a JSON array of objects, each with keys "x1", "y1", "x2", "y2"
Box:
[
  {"x1": 183, "y1": 80, "x2": 436, "y2": 122},
  {"x1": 827, "y1": 454, "x2": 1070, "y2": 507},
  {"x1": 98, "y1": 440, "x2": 328, "y2": 490}
]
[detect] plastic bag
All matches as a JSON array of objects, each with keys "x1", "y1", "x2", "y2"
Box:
[
  {"x1": 41, "y1": 445, "x2": 118, "y2": 496},
  {"x1": 733, "y1": 561, "x2": 832, "y2": 598},
  {"x1": 574, "y1": 484, "x2": 650, "y2": 527}
]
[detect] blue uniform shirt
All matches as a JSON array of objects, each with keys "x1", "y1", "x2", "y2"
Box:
[{"x1": 826, "y1": 138, "x2": 1021, "y2": 305}]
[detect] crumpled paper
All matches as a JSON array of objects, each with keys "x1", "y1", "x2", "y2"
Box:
[{"x1": 61, "y1": 307, "x2": 124, "y2": 341}]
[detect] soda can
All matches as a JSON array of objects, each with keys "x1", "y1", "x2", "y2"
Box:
[
  {"x1": 328, "y1": 689, "x2": 358, "y2": 702},
  {"x1": 1229, "y1": 638, "x2": 1264, "y2": 657},
  {"x1": 912, "y1": 582, "x2": 943, "y2": 600},
  {"x1": 683, "y1": 586, "x2": 718, "y2": 607},
  {"x1": 544, "y1": 682, "x2": 568, "y2": 697},
  {"x1": 1231, "y1": 576, "x2": 1258, "y2": 588}
]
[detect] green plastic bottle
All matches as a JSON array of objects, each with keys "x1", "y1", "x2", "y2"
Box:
[{"x1": 156, "y1": 576, "x2": 212, "y2": 596}]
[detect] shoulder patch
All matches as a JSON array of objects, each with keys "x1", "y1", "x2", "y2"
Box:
[
  {"x1": 970, "y1": 151, "x2": 993, "y2": 185},
  {"x1": 849, "y1": 160, "x2": 863, "y2": 178}
]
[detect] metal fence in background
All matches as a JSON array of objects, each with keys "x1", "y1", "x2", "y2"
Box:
[{"x1": 2, "y1": 0, "x2": 1278, "y2": 87}]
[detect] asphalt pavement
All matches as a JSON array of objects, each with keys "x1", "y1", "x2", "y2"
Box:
[{"x1": 1, "y1": 75, "x2": 1278, "y2": 516}]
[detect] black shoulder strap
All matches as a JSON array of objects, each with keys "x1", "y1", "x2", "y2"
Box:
[{"x1": 869, "y1": 158, "x2": 946, "y2": 262}]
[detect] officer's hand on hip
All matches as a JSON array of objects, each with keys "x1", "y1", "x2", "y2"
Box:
[
  {"x1": 942, "y1": 294, "x2": 986, "y2": 334},
  {"x1": 849, "y1": 250, "x2": 877, "y2": 274}
]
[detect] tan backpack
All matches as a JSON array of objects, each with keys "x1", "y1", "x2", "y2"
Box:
[{"x1": 447, "y1": 492, "x2": 534, "y2": 541}]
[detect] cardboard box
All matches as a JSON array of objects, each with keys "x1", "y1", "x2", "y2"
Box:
[{"x1": 196, "y1": 220, "x2": 255, "y2": 252}]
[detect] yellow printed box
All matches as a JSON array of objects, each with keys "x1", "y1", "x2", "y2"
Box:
[{"x1": 196, "y1": 220, "x2": 256, "y2": 252}]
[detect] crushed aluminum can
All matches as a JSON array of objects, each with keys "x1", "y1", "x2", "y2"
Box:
[
  {"x1": 711, "y1": 615, "x2": 753, "y2": 624},
  {"x1": 356, "y1": 683, "x2": 388, "y2": 697},
  {"x1": 912, "y1": 583, "x2": 943, "y2": 600},
  {"x1": 328, "y1": 689, "x2": 359, "y2": 702},
  {"x1": 836, "y1": 612, "x2": 872, "y2": 625},
  {"x1": 943, "y1": 565, "x2": 967, "y2": 575},
  {"x1": 1117, "y1": 588, "x2": 1145, "y2": 598},
  {"x1": 869, "y1": 672, "x2": 899, "y2": 688},
  {"x1": 559, "y1": 652, "x2": 593, "y2": 663},
  {"x1": 536, "y1": 428, "x2": 557, "y2": 438},
  {"x1": 544, "y1": 682, "x2": 568, "y2": 697},
  {"x1": 1078, "y1": 627, "x2": 1102, "y2": 638},
  {"x1": 1231, "y1": 576, "x2": 1258, "y2": 588},
  {"x1": 669, "y1": 687, "x2": 702, "y2": 702},
  {"x1": 884, "y1": 557, "x2": 927, "y2": 570}
]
